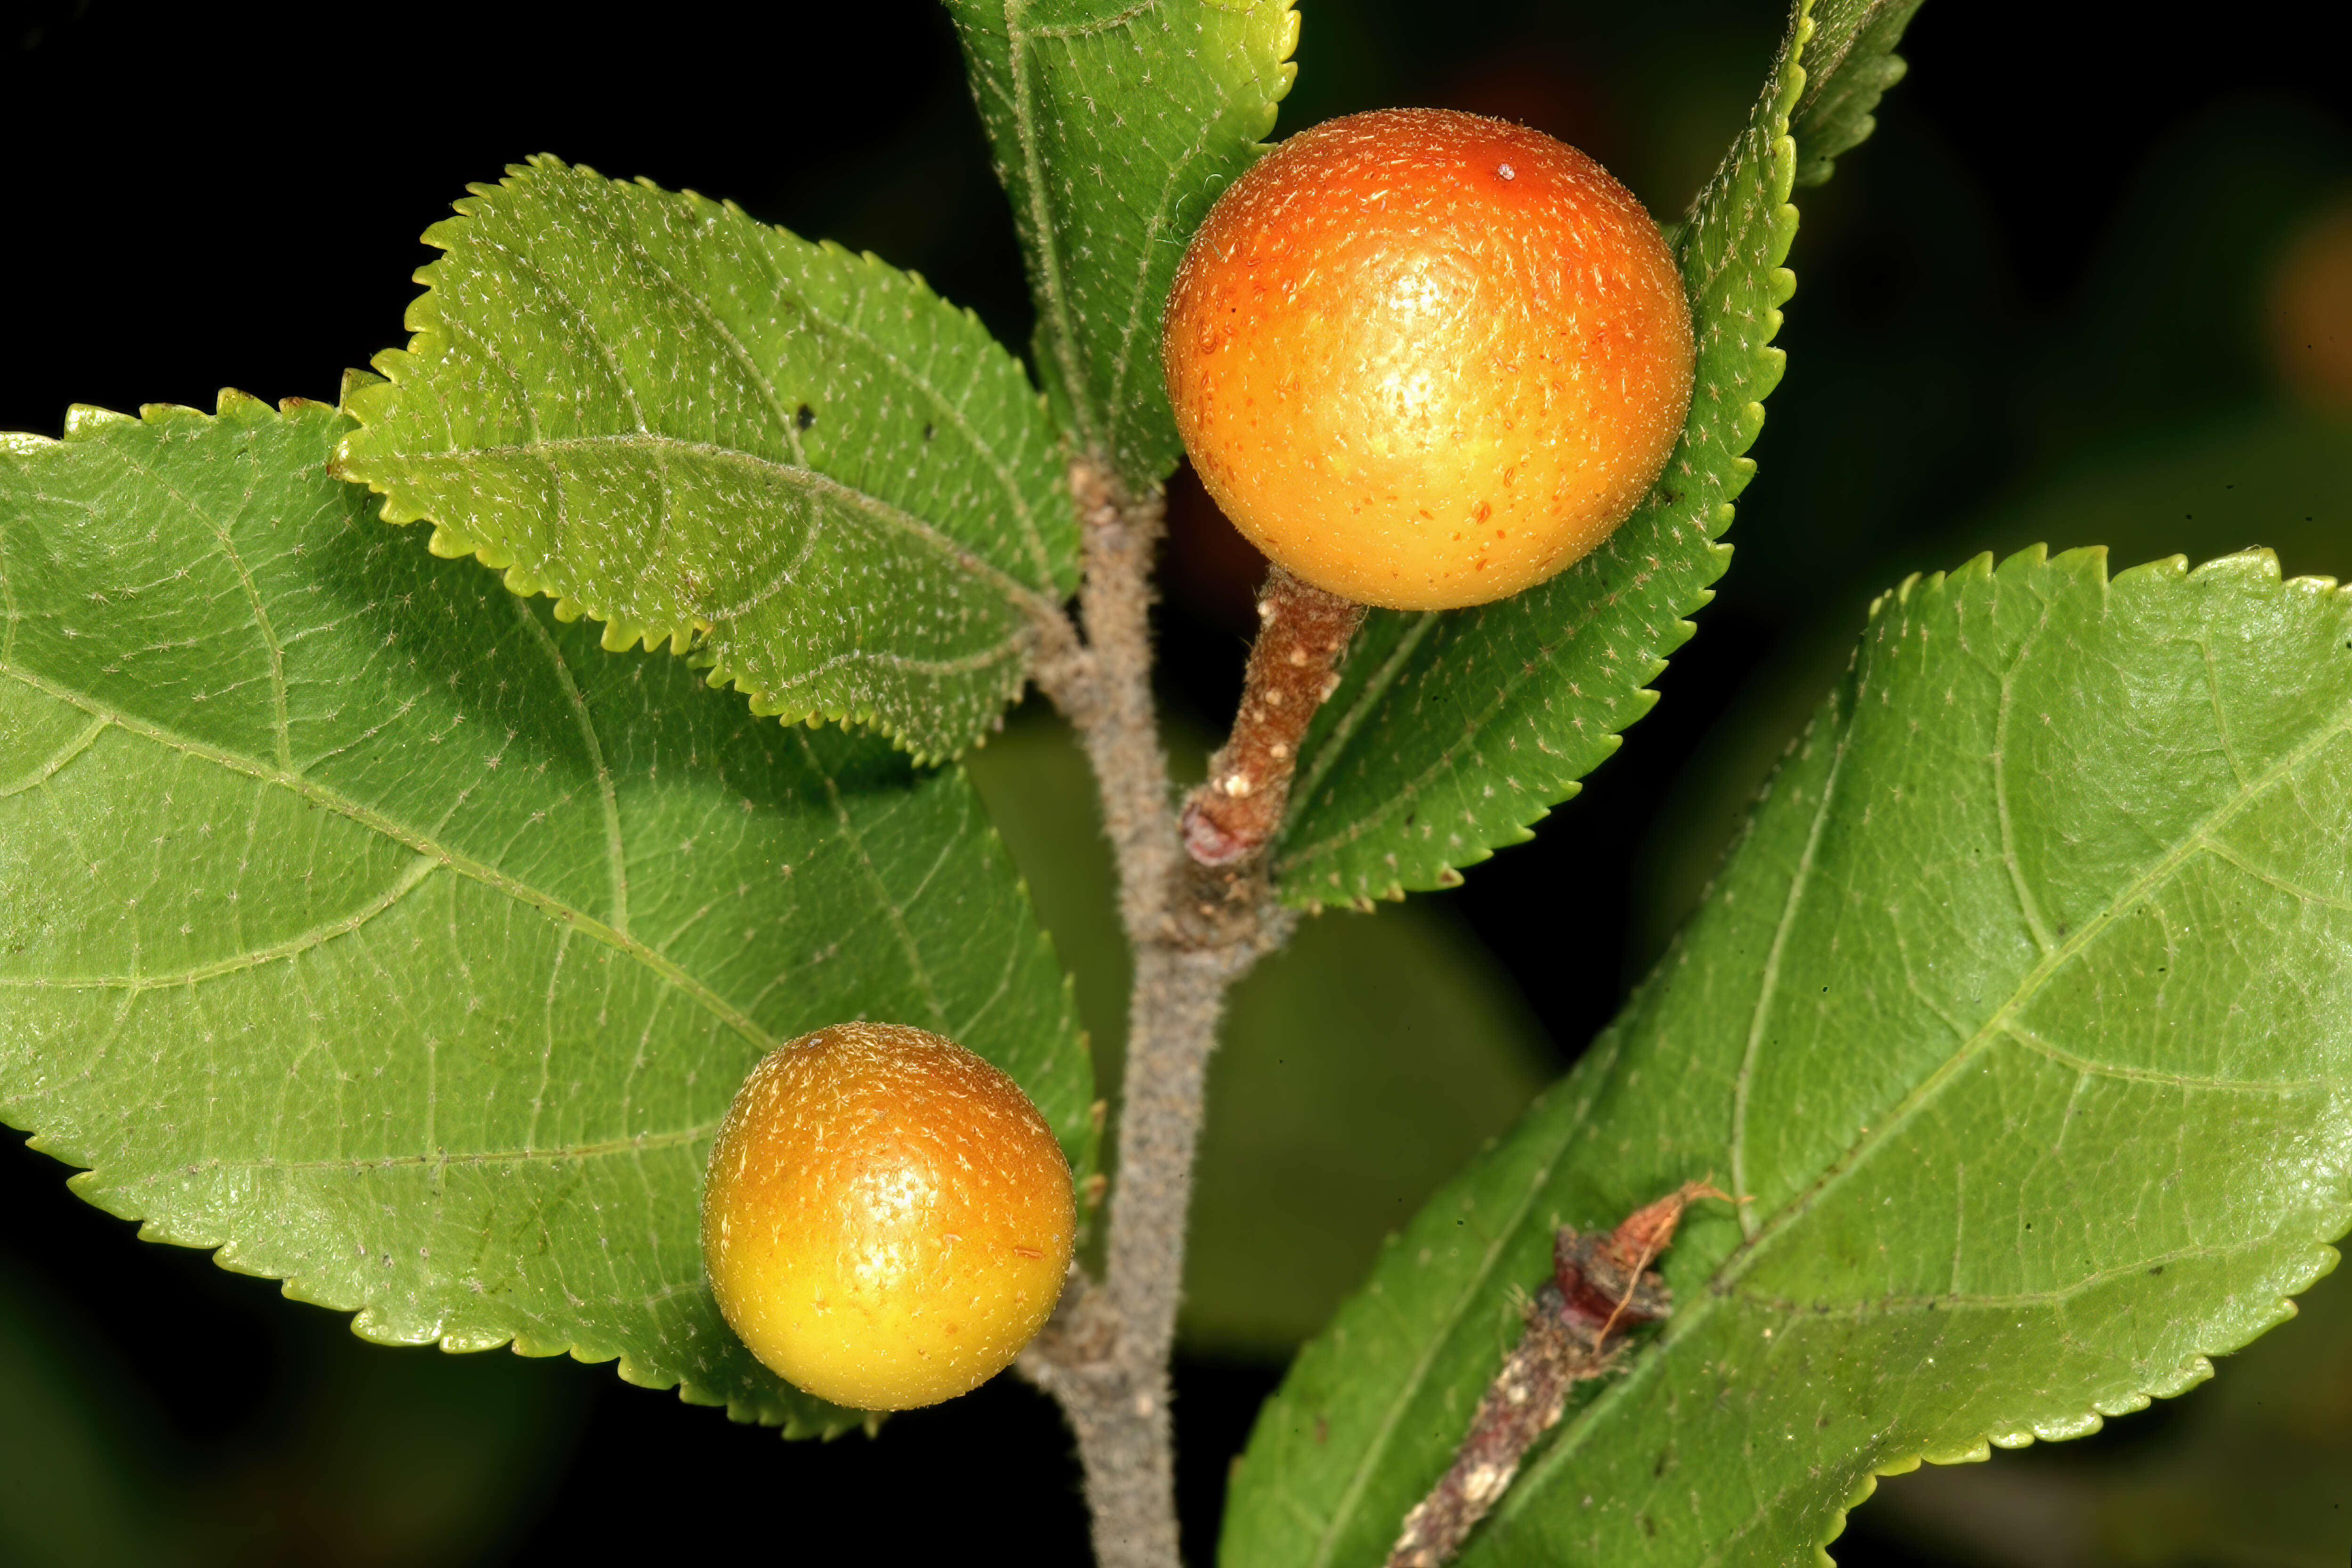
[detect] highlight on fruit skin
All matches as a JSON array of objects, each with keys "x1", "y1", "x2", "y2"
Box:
[
  {"x1": 700, "y1": 1021, "x2": 1077, "y2": 1412},
  {"x1": 1161, "y1": 106, "x2": 1696, "y2": 612}
]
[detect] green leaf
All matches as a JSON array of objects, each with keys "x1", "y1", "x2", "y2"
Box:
[
  {"x1": 334, "y1": 156, "x2": 1076, "y2": 763},
  {"x1": 0, "y1": 395, "x2": 1091, "y2": 1436},
  {"x1": 1634, "y1": 407, "x2": 2352, "y2": 978},
  {"x1": 1791, "y1": 0, "x2": 1924, "y2": 187},
  {"x1": 1221, "y1": 545, "x2": 2352, "y2": 1567},
  {"x1": 945, "y1": 0, "x2": 1301, "y2": 491},
  {"x1": 1272, "y1": 2, "x2": 1811, "y2": 908}
]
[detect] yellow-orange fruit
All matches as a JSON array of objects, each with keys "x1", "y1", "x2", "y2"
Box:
[
  {"x1": 700, "y1": 1022, "x2": 1075, "y2": 1411},
  {"x1": 1162, "y1": 107, "x2": 1695, "y2": 611}
]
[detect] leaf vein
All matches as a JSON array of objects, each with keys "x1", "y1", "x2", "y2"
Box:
[
  {"x1": 797, "y1": 728, "x2": 950, "y2": 1033},
  {"x1": 1729, "y1": 694, "x2": 1854, "y2": 1238},
  {"x1": 2000, "y1": 1019, "x2": 2330, "y2": 1092},
  {"x1": 0, "y1": 713, "x2": 110, "y2": 797},
  {"x1": 510, "y1": 593, "x2": 629, "y2": 935},
  {"x1": 725, "y1": 223, "x2": 1057, "y2": 586},
  {"x1": 0, "y1": 661, "x2": 779, "y2": 1054}
]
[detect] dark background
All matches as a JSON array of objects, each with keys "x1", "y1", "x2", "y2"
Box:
[{"x1": 4, "y1": 0, "x2": 2349, "y2": 1563}]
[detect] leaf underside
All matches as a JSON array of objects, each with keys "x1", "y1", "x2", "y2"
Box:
[
  {"x1": 0, "y1": 397, "x2": 1092, "y2": 1436},
  {"x1": 1221, "y1": 545, "x2": 2352, "y2": 1567},
  {"x1": 1270, "y1": 3, "x2": 1817, "y2": 909},
  {"x1": 335, "y1": 157, "x2": 1076, "y2": 764},
  {"x1": 945, "y1": 0, "x2": 1301, "y2": 493}
]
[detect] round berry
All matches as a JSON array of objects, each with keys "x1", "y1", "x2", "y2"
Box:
[
  {"x1": 701, "y1": 1022, "x2": 1076, "y2": 1411},
  {"x1": 1161, "y1": 107, "x2": 1695, "y2": 611}
]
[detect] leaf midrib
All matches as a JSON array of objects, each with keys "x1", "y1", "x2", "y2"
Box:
[
  {"x1": 1725, "y1": 1235, "x2": 2291, "y2": 1319},
  {"x1": 751, "y1": 633, "x2": 1033, "y2": 694},
  {"x1": 1792, "y1": 0, "x2": 1910, "y2": 125},
  {"x1": 159, "y1": 1123, "x2": 713, "y2": 1175},
  {"x1": 1000, "y1": 0, "x2": 1100, "y2": 457},
  {"x1": 1726, "y1": 689, "x2": 1852, "y2": 1237},
  {"x1": 382, "y1": 431, "x2": 1064, "y2": 630},
  {"x1": 1065, "y1": 0, "x2": 1222, "y2": 454}
]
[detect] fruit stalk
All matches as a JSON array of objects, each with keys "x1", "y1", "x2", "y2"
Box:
[{"x1": 1182, "y1": 566, "x2": 1366, "y2": 867}]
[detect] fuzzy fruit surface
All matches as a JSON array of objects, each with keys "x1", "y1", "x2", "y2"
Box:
[
  {"x1": 700, "y1": 1022, "x2": 1076, "y2": 1411},
  {"x1": 1162, "y1": 107, "x2": 1695, "y2": 611}
]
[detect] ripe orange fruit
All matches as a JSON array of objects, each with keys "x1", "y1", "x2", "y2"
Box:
[
  {"x1": 1162, "y1": 107, "x2": 1695, "y2": 611},
  {"x1": 701, "y1": 1022, "x2": 1075, "y2": 1411}
]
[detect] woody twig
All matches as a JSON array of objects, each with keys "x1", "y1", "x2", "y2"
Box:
[{"x1": 1386, "y1": 1182, "x2": 1731, "y2": 1568}]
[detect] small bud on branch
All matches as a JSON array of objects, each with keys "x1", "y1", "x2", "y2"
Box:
[{"x1": 1386, "y1": 1182, "x2": 1731, "y2": 1568}]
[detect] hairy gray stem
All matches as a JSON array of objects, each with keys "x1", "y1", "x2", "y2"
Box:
[
  {"x1": 1038, "y1": 457, "x2": 1182, "y2": 939},
  {"x1": 1025, "y1": 457, "x2": 1293, "y2": 1568}
]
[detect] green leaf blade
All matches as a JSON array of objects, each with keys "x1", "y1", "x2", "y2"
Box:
[
  {"x1": 335, "y1": 157, "x2": 1076, "y2": 762},
  {"x1": 945, "y1": 0, "x2": 1300, "y2": 490},
  {"x1": 1, "y1": 396, "x2": 1092, "y2": 1434},
  {"x1": 1222, "y1": 546, "x2": 2352, "y2": 1567}
]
